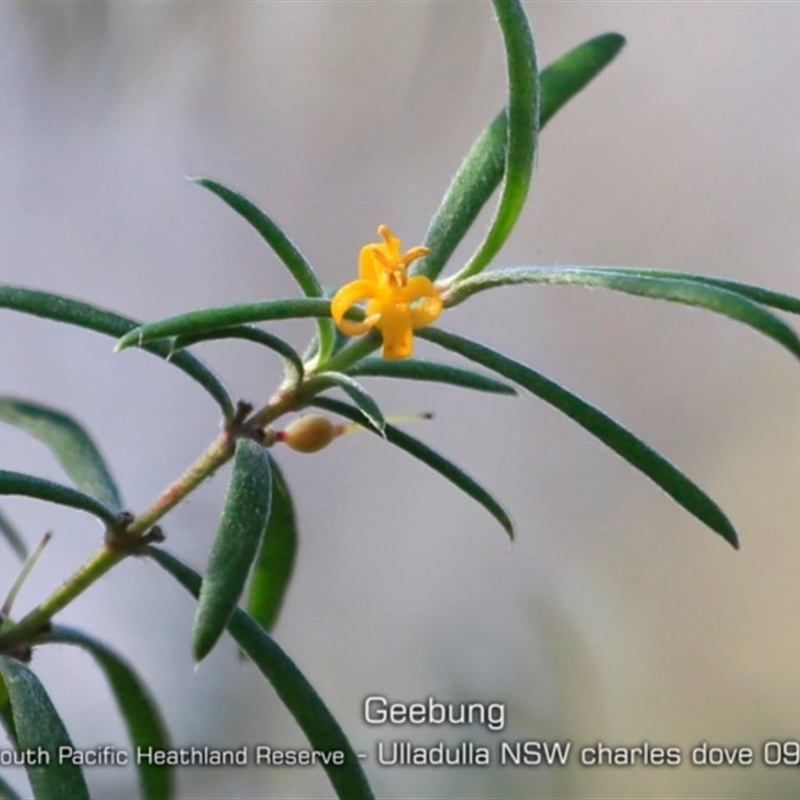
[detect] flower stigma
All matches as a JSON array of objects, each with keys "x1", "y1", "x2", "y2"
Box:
[{"x1": 331, "y1": 225, "x2": 442, "y2": 359}]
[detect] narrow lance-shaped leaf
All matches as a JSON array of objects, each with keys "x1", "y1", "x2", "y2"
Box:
[
  {"x1": 302, "y1": 372, "x2": 385, "y2": 434},
  {"x1": 0, "y1": 470, "x2": 121, "y2": 531},
  {"x1": 456, "y1": 0, "x2": 538, "y2": 281},
  {"x1": 147, "y1": 546, "x2": 375, "y2": 800},
  {"x1": 0, "y1": 508, "x2": 27, "y2": 561},
  {"x1": 193, "y1": 438, "x2": 272, "y2": 662},
  {"x1": 0, "y1": 772, "x2": 22, "y2": 800},
  {"x1": 174, "y1": 325, "x2": 304, "y2": 389},
  {"x1": 115, "y1": 298, "x2": 331, "y2": 353},
  {"x1": 0, "y1": 688, "x2": 16, "y2": 742},
  {"x1": 246, "y1": 457, "x2": 298, "y2": 633},
  {"x1": 537, "y1": 32, "x2": 627, "y2": 130},
  {"x1": 0, "y1": 398, "x2": 122, "y2": 511},
  {"x1": 192, "y1": 178, "x2": 337, "y2": 361},
  {"x1": 0, "y1": 656, "x2": 90, "y2": 800},
  {"x1": 3, "y1": 534, "x2": 52, "y2": 621},
  {"x1": 312, "y1": 397, "x2": 513, "y2": 539},
  {"x1": 446, "y1": 267, "x2": 800, "y2": 362},
  {"x1": 35, "y1": 625, "x2": 173, "y2": 800},
  {"x1": 416, "y1": 32, "x2": 625, "y2": 282},
  {"x1": 347, "y1": 358, "x2": 517, "y2": 396},
  {"x1": 547, "y1": 265, "x2": 800, "y2": 316},
  {"x1": 419, "y1": 327, "x2": 738, "y2": 548},
  {"x1": 0, "y1": 285, "x2": 234, "y2": 421}
]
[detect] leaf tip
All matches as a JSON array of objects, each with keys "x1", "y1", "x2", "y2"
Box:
[
  {"x1": 191, "y1": 629, "x2": 215, "y2": 664},
  {"x1": 606, "y1": 32, "x2": 627, "y2": 49},
  {"x1": 710, "y1": 515, "x2": 739, "y2": 550},
  {"x1": 191, "y1": 176, "x2": 214, "y2": 191},
  {"x1": 114, "y1": 330, "x2": 141, "y2": 352},
  {"x1": 725, "y1": 527, "x2": 740, "y2": 550}
]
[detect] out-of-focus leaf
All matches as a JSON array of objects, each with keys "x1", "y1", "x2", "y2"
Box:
[
  {"x1": 147, "y1": 547, "x2": 374, "y2": 800},
  {"x1": 3, "y1": 533, "x2": 52, "y2": 622},
  {"x1": 550, "y1": 265, "x2": 800, "y2": 315},
  {"x1": 419, "y1": 327, "x2": 738, "y2": 548},
  {"x1": 174, "y1": 325, "x2": 304, "y2": 387},
  {"x1": 0, "y1": 508, "x2": 27, "y2": 561},
  {"x1": 115, "y1": 298, "x2": 330, "y2": 353},
  {"x1": 0, "y1": 398, "x2": 122, "y2": 511},
  {"x1": 193, "y1": 178, "x2": 336, "y2": 361},
  {"x1": 303, "y1": 373, "x2": 385, "y2": 434},
  {"x1": 447, "y1": 266, "x2": 800, "y2": 362},
  {"x1": 456, "y1": 0, "x2": 538, "y2": 281},
  {"x1": 0, "y1": 772, "x2": 22, "y2": 800},
  {"x1": 417, "y1": 32, "x2": 625, "y2": 282},
  {"x1": 0, "y1": 690, "x2": 15, "y2": 741},
  {"x1": 0, "y1": 656, "x2": 89, "y2": 800},
  {"x1": 0, "y1": 470, "x2": 120, "y2": 530},
  {"x1": 0, "y1": 285, "x2": 234, "y2": 420},
  {"x1": 192, "y1": 439, "x2": 272, "y2": 662},
  {"x1": 35, "y1": 626, "x2": 172, "y2": 800},
  {"x1": 312, "y1": 397, "x2": 513, "y2": 539},
  {"x1": 246, "y1": 457, "x2": 297, "y2": 633},
  {"x1": 347, "y1": 358, "x2": 517, "y2": 395},
  {"x1": 538, "y1": 33, "x2": 626, "y2": 128}
]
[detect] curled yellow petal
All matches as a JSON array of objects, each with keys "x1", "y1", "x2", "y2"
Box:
[
  {"x1": 377, "y1": 225, "x2": 402, "y2": 262},
  {"x1": 405, "y1": 276, "x2": 443, "y2": 328},
  {"x1": 330, "y1": 279, "x2": 379, "y2": 336},
  {"x1": 359, "y1": 244, "x2": 381, "y2": 282}
]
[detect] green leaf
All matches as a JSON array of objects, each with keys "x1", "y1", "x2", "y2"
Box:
[
  {"x1": 246, "y1": 457, "x2": 298, "y2": 633},
  {"x1": 115, "y1": 298, "x2": 330, "y2": 353},
  {"x1": 35, "y1": 626, "x2": 172, "y2": 800},
  {"x1": 538, "y1": 33, "x2": 626, "y2": 130},
  {"x1": 0, "y1": 772, "x2": 22, "y2": 800},
  {"x1": 417, "y1": 32, "x2": 625, "y2": 282},
  {"x1": 0, "y1": 508, "x2": 27, "y2": 561},
  {"x1": 0, "y1": 398, "x2": 122, "y2": 511},
  {"x1": 0, "y1": 690, "x2": 16, "y2": 743},
  {"x1": 347, "y1": 358, "x2": 517, "y2": 396},
  {"x1": 0, "y1": 470, "x2": 120, "y2": 530},
  {"x1": 147, "y1": 547, "x2": 374, "y2": 800},
  {"x1": 193, "y1": 438, "x2": 272, "y2": 662},
  {"x1": 302, "y1": 372, "x2": 385, "y2": 434},
  {"x1": 0, "y1": 656, "x2": 90, "y2": 800},
  {"x1": 455, "y1": 0, "x2": 538, "y2": 281},
  {"x1": 419, "y1": 327, "x2": 738, "y2": 548},
  {"x1": 312, "y1": 396, "x2": 513, "y2": 539},
  {"x1": 0, "y1": 285, "x2": 234, "y2": 421},
  {"x1": 193, "y1": 177, "x2": 337, "y2": 361},
  {"x1": 550, "y1": 265, "x2": 800, "y2": 316},
  {"x1": 447, "y1": 266, "x2": 800, "y2": 362},
  {"x1": 174, "y1": 325, "x2": 304, "y2": 388}
]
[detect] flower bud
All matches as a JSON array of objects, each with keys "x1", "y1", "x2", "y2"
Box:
[{"x1": 280, "y1": 415, "x2": 337, "y2": 453}]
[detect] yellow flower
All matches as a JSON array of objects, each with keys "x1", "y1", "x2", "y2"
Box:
[{"x1": 331, "y1": 225, "x2": 442, "y2": 359}]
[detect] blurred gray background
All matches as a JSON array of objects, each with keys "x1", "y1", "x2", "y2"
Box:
[{"x1": 2, "y1": 2, "x2": 800, "y2": 798}]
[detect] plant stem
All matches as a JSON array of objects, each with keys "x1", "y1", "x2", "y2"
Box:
[
  {"x1": 126, "y1": 431, "x2": 234, "y2": 536},
  {"x1": 0, "y1": 430, "x2": 236, "y2": 651},
  {"x1": 310, "y1": 332, "x2": 381, "y2": 376},
  {"x1": 0, "y1": 331, "x2": 384, "y2": 651}
]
